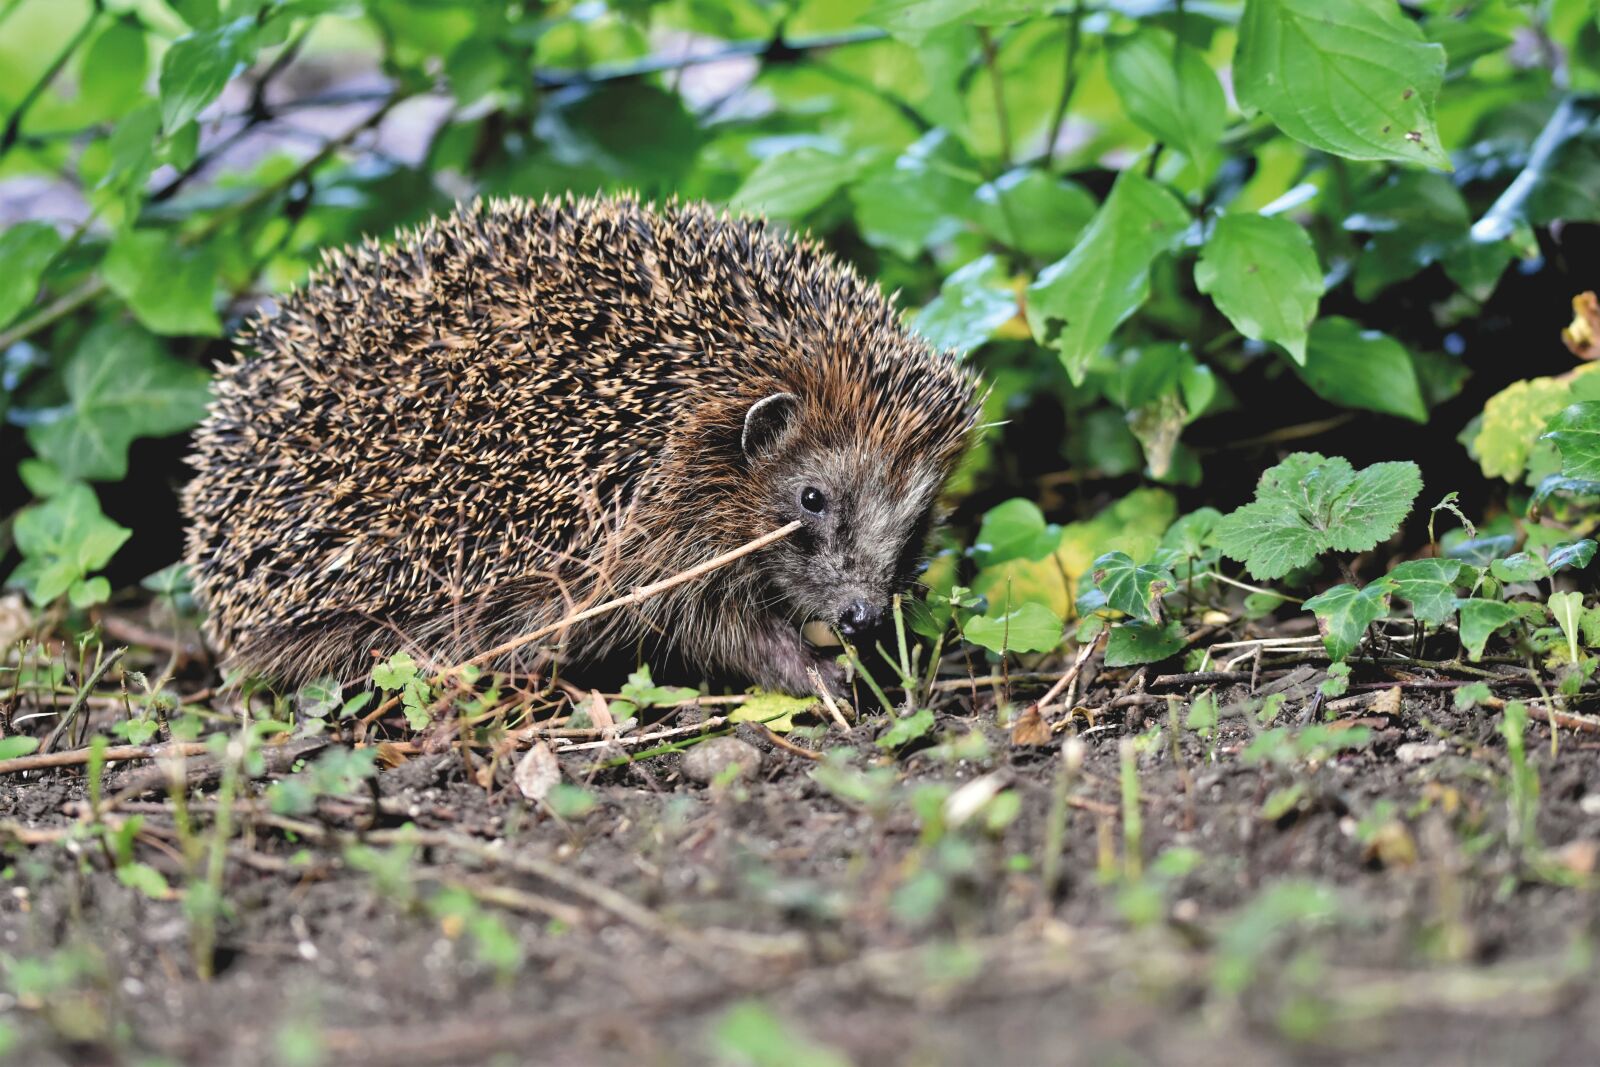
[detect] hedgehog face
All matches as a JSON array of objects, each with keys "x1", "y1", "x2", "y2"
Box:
[{"x1": 742, "y1": 393, "x2": 943, "y2": 643}]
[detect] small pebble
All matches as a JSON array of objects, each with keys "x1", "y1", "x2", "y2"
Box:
[{"x1": 681, "y1": 737, "x2": 762, "y2": 784}]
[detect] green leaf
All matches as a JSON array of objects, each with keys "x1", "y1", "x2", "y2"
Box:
[
  {"x1": 1215, "y1": 453, "x2": 1423, "y2": 580},
  {"x1": 1293, "y1": 317, "x2": 1426, "y2": 422},
  {"x1": 730, "y1": 147, "x2": 863, "y2": 220},
  {"x1": 1089, "y1": 551, "x2": 1175, "y2": 623},
  {"x1": 102, "y1": 229, "x2": 222, "y2": 336},
  {"x1": 7, "y1": 484, "x2": 131, "y2": 607},
  {"x1": 1387, "y1": 558, "x2": 1463, "y2": 627},
  {"x1": 116, "y1": 862, "x2": 173, "y2": 899},
  {"x1": 371, "y1": 652, "x2": 419, "y2": 691},
  {"x1": 963, "y1": 603, "x2": 1065, "y2": 654},
  {"x1": 0, "y1": 736, "x2": 41, "y2": 760},
  {"x1": 1473, "y1": 378, "x2": 1574, "y2": 482},
  {"x1": 971, "y1": 498, "x2": 1061, "y2": 567},
  {"x1": 851, "y1": 130, "x2": 979, "y2": 259},
  {"x1": 1541, "y1": 402, "x2": 1600, "y2": 482},
  {"x1": 80, "y1": 19, "x2": 150, "y2": 120},
  {"x1": 1489, "y1": 552, "x2": 1549, "y2": 584},
  {"x1": 26, "y1": 323, "x2": 212, "y2": 481},
  {"x1": 158, "y1": 17, "x2": 257, "y2": 134},
  {"x1": 730, "y1": 692, "x2": 818, "y2": 733},
  {"x1": 1195, "y1": 213, "x2": 1323, "y2": 365},
  {"x1": 1235, "y1": 0, "x2": 1449, "y2": 169},
  {"x1": 619, "y1": 667, "x2": 699, "y2": 708},
  {"x1": 1026, "y1": 170, "x2": 1191, "y2": 385},
  {"x1": 973, "y1": 169, "x2": 1096, "y2": 261},
  {"x1": 0, "y1": 222, "x2": 65, "y2": 330},
  {"x1": 1104, "y1": 620, "x2": 1186, "y2": 667},
  {"x1": 1547, "y1": 539, "x2": 1597, "y2": 573},
  {"x1": 1303, "y1": 580, "x2": 1394, "y2": 662},
  {"x1": 912, "y1": 254, "x2": 1018, "y2": 356},
  {"x1": 1107, "y1": 27, "x2": 1227, "y2": 177},
  {"x1": 1456, "y1": 598, "x2": 1523, "y2": 661},
  {"x1": 1549, "y1": 591, "x2": 1583, "y2": 664},
  {"x1": 877, "y1": 707, "x2": 937, "y2": 748}
]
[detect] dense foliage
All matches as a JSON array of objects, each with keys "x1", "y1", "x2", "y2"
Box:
[{"x1": 2, "y1": 0, "x2": 1599, "y2": 672}]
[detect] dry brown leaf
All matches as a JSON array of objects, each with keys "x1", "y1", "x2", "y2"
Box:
[
  {"x1": 1362, "y1": 820, "x2": 1418, "y2": 869},
  {"x1": 514, "y1": 740, "x2": 561, "y2": 802},
  {"x1": 1370, "y1": 686, "x2": 1403, "y2": 717},
  {"x1": 1010, "y1": 706, "x2": 1052, "y2": 746},
  {"x1": 374, "y1": 742, "x2": 410, "y2": 769},
  {"x1": 1552, "y1": 839, "x2": 1598, "y2": 875},
  {"x1": 588, "y1": 690, "x2": 616, "y2": 735},
  {"x1": 1562, "y1": 291, "x2": 1600, "y2": 360}
]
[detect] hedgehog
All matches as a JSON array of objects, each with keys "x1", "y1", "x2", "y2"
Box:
[{"x1": 181, "y1": 195, "x2": 979, "y2": 696}]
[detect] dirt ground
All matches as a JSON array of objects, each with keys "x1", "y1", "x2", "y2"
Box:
[{"x1": 4, "y1": 618, "x2": 1600, "y2": 1067}]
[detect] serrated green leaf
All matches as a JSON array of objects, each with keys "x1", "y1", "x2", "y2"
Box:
[
  {"x1": 0, "y1": 222, "x2": 65, "y2": 330},
  {"x1": 1542, "y1": 402, "x2": 1600, "y2": 482},
  {"x1": 1026, "y1": 170, "x2": 1191, "y2": 385},
  {"x1": 1387, "y1": 558, "x2": 1463, "y2": 626},
  {"x1": 25, "y1": 323, "x2": 212, "y2": 481},
  {"x1": 912, "y1": 254, "x2": 1018, "y2": 356},
  {"x1": 963, "y1": 603, "x2": 1064, "y2": 654},
  {"x1": 371, "y1": 652, "x2": 419, "y2": 690},
  {"x1": 7, "y1": 484, "x2": 131, "y2": 607},
  {"x1": 1215, "y1": 453, "x2": 1422, "y2": 580},
  {"x1": 1235, "y1": 0, "x2": 1448, "y2": 169},
  {"x1": 1195, "y1": 213, "x2": 1322, "y2": 364},
  {"x1": 1303, "y1": 580, "x2": 1394, "y2": 662},
  {"x1": 102, "y1": 229, "x2": 222, "y2": 336},
  {"x1": 1106, "y1": 27, "x2": 1227, "y2": 179},
  {"x1": 1104, "y1": 620, "x2": 1186, "y2": 667},
  {"x1": 1456, "y1": 598, "x2": 1523, "y2": 661},
  {"x1": 1089, "y1": 551, "x2": 1175, "y2": 623},
  {"x1": 159, "y1": 16, "x2": 257, "y2": 134},
  {"x1": 1294, "y1": 318, "x2": 1426, "y2": 422}
]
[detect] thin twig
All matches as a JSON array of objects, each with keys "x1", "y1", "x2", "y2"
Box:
[
  {"x1": 0, "y1": 740, "x2": 210, "y2": 776},
  {"x1": 458, "y1": 521, "x2": 802, "y2": 669},
  {"x1": 1031, "y1": 633, "x2": 1103, "y2": 715}
]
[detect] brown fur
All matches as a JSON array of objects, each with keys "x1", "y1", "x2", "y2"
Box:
[{"x1": 182, "y1": 195, "x2": 978, "y2": 692}]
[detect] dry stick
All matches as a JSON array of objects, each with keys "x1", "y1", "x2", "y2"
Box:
[
  {"x1": 41, "y1": 645, "x2": 125, "y2": 754},
  {"x1": 456, "y1": 521, "x2": 803, "y2": 670},
  {"x1": 0, "y1": 741, "x2": 210, "y2": 776},
  {"x1": 1030, "y1": 633, "x2": 1103, "y2": 715}
]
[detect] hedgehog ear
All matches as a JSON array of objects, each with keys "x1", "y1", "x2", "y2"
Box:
[{"x1": 741, "y1": 392, "x2": 800, "y2": 460}]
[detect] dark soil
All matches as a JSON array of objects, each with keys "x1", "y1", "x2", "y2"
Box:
[{"x1": 4, "y1": 625, "x2": 1600, "y2": 1067}]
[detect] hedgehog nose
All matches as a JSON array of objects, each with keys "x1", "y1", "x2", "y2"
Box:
[{"x1": 838, "y1": 599, "x2": 880, "y2": 636}]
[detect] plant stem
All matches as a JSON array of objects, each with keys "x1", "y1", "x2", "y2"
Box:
[{"x1": 979, "y1": 27, "x2": 1014, "y2": 167}]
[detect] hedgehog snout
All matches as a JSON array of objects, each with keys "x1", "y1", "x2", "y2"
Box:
[{"x1": 837, "y1": 598, "x2": 880, "y2": 636}]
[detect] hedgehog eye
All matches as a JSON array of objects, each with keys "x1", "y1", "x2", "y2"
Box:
[{"x1": 800, "y1": 487, "x2": 828, "y2": 515}]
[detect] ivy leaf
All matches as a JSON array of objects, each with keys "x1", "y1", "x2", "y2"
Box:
[
  {"x1": 1387, "y1": 558, "x2": 1463, "y2": 626},
  {"x1": 730, "y1": 147, "x2": 864, "y2": 220},
  {"x1": 1104, "y1": 620, "x2": 1186, "y2": 667},
  {"x1": 1547, "y1": 539, "x2": 1597, "y2": 573},
  {"x1": 1089, "y1": 551, "x2": 1175, "y2": 623},
  {"x1": 963, "y1": 603, "x2": 1064, "y2": 654},
  {"x1": 1541, "y1": 402, "x2": 1600, "y2": 482},
  {"x1": 1026, "y1": 170, "x2": 1190, "y2": 385},
  {"x1": 0, "y1": 222, "x2": 65, "y2": 329},
  {"x1": 1215, "y1": 453, "x2": 1422, "y2": 580},
  {"x1": 1235, "y1": 0, "x2": 1448, "y2": 170},
  {"x1": 159, "y1": 16, "x2": 258, "y2": 134},
  {"x1": 1489, "y1": 551, "x2": 1549, "y2": 584},
  {"x1": 102, "y1": 229, "x2": 223, "y2": 336},
  {"x1": 26, "y1": 323, "x2": 212, "y2": 481},
  {"x1": 1303, "y1": 580, "x2": 1394, "y2": 662},
  {"x1": 7, "y1": 484, "x2": 132, "y2": 607},
  {"x1": 1456, "y1": 598, "x2": 1523, "y2": 661},
  {"x1": 1106, "y1": 28, "x2": 1227, "y2": 178},
  {"x1": 912, "y1": 254, "x2": 1018, "y2": 356},
  {"x1": 1194, "y1": 213, "x2": 1323, "y2": 365},
  {"x1": 1294, "y1": 318, "x2": 1426, "y2": 422}
]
